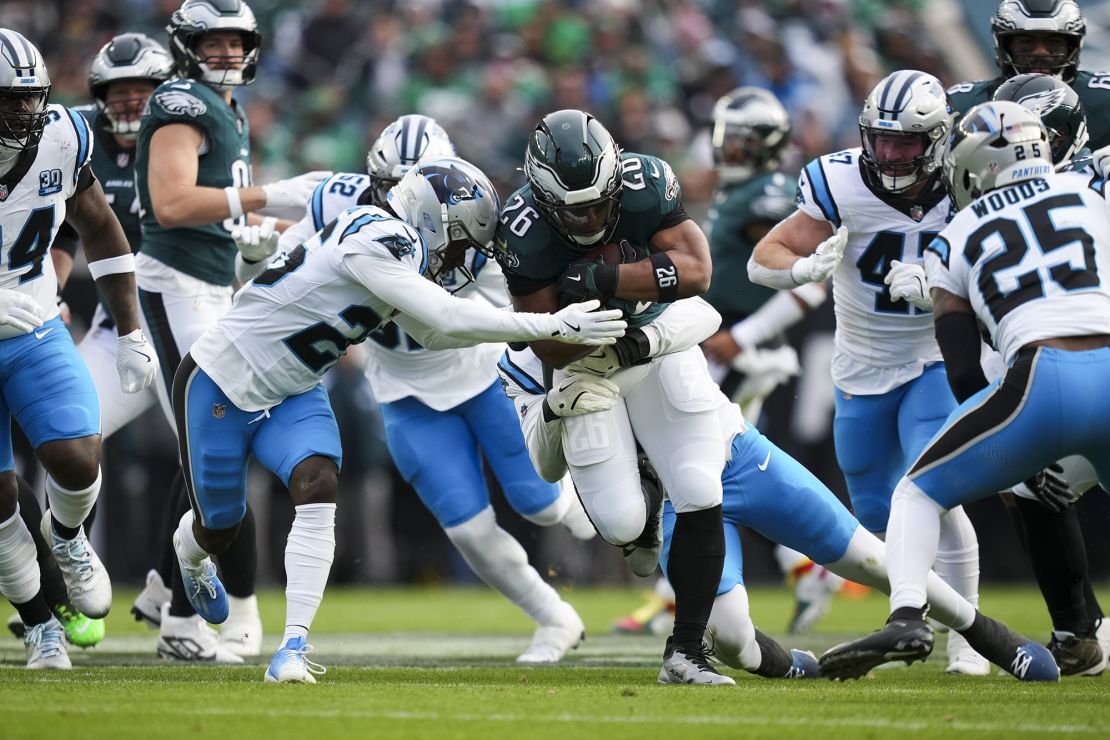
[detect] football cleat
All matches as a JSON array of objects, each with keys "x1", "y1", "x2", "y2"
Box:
[
  {"x1": 788, "y1": 562, "x2": 843, "y2": 635},
  {"x1": 41, "y1": 510, "x2": 112, "y2": 619},
  {"x1": 785, "y1": 649, "x2": 822, "y2": 679},
  {"x1": 959, "y1": 612, "x2": 1059, "y2": 682},
  {"x1": 1048, "y1": 631, "x2": 1105, "y2": 676},
  {"x1": 819, "y1": 615, "x2": 934, "y2": 680},
  {"x1": 265, "y1": 636, "x2": 326, "y2": 684},
  {"x1": 945, "y1": 629, "x2": 990, "y2": 676},
  {"x1": 53, "y1": 602, "x2": 105, "y2": 648},
  {"x1": 25, "y1": 617, "x2": 71, "y2": 670},
  {"x1": 623, "y1": 456, "x2": 664, "y2": 578},
  {"x1": 173, "y1": 530, "x2": 228, "y2": 624},
  {"x1": 131, "y1": 568, "x2": 171, "y2": 628},
  {"x1": 657, "y1": 636, "x2": 736, "y2": 685},
  {"x1": 517, "y1": 601, "x2": 585, "y2": 664},
  {"x1": 157, "y1": 604, "x2": 243, "y2": 664},
  {"x1": 220, "y1": 595, "x2": 263, "y2": 657}
]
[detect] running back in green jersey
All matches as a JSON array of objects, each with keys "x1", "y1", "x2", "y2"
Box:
[
  {"x1": 73, "y1": 104, "x2": 142, "y2": 253},
  {"x1": 135, "y1": 78, "x2": 251, "y2": 286},
  {"x1": 948, "y1": 71, "x2": 1110, "y2": 150},
  {"x1": 702, "y1": 171, "x2": 796, "y2": 321},
  {"x1": 496, "y1": 152, "x2": 688, "y2": 329}
]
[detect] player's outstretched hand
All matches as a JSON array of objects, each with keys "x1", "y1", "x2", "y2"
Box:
[
  {"x1": 884, "y1": 259, "x2": 933, "y2": 311},
  {"x1": 232, "y1": 216, "x2": 280, "y2": 264},
  {"x1": 117, "y1": 329, "x2": 159, "y2": 394},
  {"x1": 552, "y1": 299, "x2": 626, "y2": 345},
  {"x1": 0, "y1": 289, "x2": 46, "y2": 334},
  {"x1": 791, "y1": 225, "x2": 847, "y2": 284},
  {"x1": 1021, "y1": 464, "x2": 1078, "y2": 513},
  {"x1": 546, "y1": 374, "x2": 620, "y2": 417},
  {"x1": 262, "y1": 171, "x2": 333, "y2": 209}
]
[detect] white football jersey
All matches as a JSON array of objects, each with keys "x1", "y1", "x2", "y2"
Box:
[
  {"x1": 925, "y1": 172, "x2": 1110, "y2": 364},
  {"x1": 796, "y1": 148, "x2": 951, "y2": 394},
  {"x1": 285, "y1": 171, "x2": 510, "y2": 411},
  {"x1": 0, "y1": 105, "x2": 92, "y2": 340}
]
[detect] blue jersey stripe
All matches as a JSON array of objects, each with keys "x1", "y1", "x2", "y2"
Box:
[
  {"x1": 805, "y1": 159, "x2": 841, "y2": 228},
  {"x1": 497, "y1": 352, "x2": 543, "y2": 395},
  {"x1": 311, "y1": 181, "x2": 327, "y2": 231},
  {"x1": 339, "y1": 213, "x2": 377, "y2": 243},
  {"x1": 64, "y1": 107, "x2": 91, "y2": 184}
]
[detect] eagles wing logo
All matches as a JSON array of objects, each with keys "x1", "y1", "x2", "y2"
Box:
[
  {"x1": 1017, "y1": 88, "x2": 1067, "y2": 116},
  {"x1": 375, "y1": 233, "x2": 416, "y2": 261},
  {"x1": 155, "y1": 90, "x2": 208, "y2": 118}
]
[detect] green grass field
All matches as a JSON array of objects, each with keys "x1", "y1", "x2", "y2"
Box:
[{"x1": 0, "y1": 585, "x2": 1107, "y2": 739}]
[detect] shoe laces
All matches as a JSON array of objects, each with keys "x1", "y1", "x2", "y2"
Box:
[
  {"x1": 27, "y1": 621, "x2": 65, "y2": 658},
  {"x1": 679, "y1": 643, "x2": 718, "y2": 674},
  {"x1": 188, "y1": 560, "x2": 220, "y2": 601},
  {"x1": 285, "y1": 642, "x2": 326, "y2": 676},
  {"x1": 57, "y1": 536, "x2": 95, "y2": 582}
]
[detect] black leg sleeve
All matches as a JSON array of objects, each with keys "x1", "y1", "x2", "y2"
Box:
[
  {"x1": 667, "y1": 504, "x2": 725, "y2": 649},
  {"x1": 217, "y1": 504, "x2": 257, "y2": 598},
  {"x1": 1013, "y1": 496, "x2": 1092, "y2": 635},
  {"x1": 16, "y1": 477, "x2": 69, "y2": 610}
]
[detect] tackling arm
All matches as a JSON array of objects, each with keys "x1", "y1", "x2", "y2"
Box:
[{"x1": 512, "y1": 285, "x2": 595, "y2": 368}]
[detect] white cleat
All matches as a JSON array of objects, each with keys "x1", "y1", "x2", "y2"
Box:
[
  {"x1": 517, "y1": 602, "x2": 585, "y2": 664},
  {"x1": 220, "y1": 595, "x2": 263, "y2": 657},
  {"x1": 25, "y1": 617, "x2": 71, "y2": 670},
  {"x1": 658, "y1": 637, "x2": 735, "y2": 685},
  {"x1": 945, "y1": 629, "x2": 991, "y2": 676},
  {"x1": 40, "y1": 510, "x2": 112, "y2": 619},
  {"x1": 156, "y1": 604, "x2": 244, "y2": 664},
  {"x1": 131, "y1": 569, "x2": 171, "y2": 628},
  {"x1": 265, "y1": 636, "x2": 326, "y2": 684}
]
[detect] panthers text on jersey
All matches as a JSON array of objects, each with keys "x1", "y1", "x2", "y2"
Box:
[
  {"x1": 495, "y1": 152, "x2": 687, "y2": 329},
  {"x1": 795, "y1": 148, "x2": 951, "y2": 394},
  {"x1": 287, "y1": 171, "x2": 509, "y2": 411},
  {"x1": 134, "y1": 78, "x2": 251, "y2": 286},
  {"x1": 0, "y1": 104, "x2": 93, "y2": 340},
  {"x1": 703, "y1": 171, "x2": 797, "y2": 322},
  {"x1": 924, "y1": 172, "x2": 1110, "y2": 364},
  {"x1": 948, "y1": 71, "x2": 1110, "y2": 150}
]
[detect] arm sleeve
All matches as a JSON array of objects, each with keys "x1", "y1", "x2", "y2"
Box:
[
  {"x1": 935, "y1": 311, "x2": 989, "y2": 403},
  {"x1": 730, "y1": 285, "x2": 826, "y2": 347},
  {"x1": 514, "y1": 394, "x2": 568, "y2": 483},
  {"x1": 641, "y1": 297, "x2": 721, "y2": 356}
]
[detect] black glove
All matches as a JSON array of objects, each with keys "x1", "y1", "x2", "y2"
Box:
[
  {"x1": 612, "y1": 327, "x2": 651, "y2": 367},
  {"x1": 1022, "y1": 464, "x2": 1077, "y2": 513},
  {"x1": 558, "y1": 258, "x2": 619, "y2": 305}
]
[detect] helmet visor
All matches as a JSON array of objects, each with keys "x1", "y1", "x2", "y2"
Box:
[{"x1": 543, "y1": 196, "x2": 621, "y2": 245}]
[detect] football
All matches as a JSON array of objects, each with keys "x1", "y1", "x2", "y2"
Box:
[{"x1": 579, "y1": 241, "x2": 630, "y2": 266}]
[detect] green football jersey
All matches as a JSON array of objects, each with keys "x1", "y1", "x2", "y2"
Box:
[
  {"x1": 496, "y1": 152, "x2": 686, "y2": 329},
  {"x1": 702, "y1": 171, "x2": 796, "y2": 320},
  {"x1": 74, "y1": 105, "x2": 142, "y2": 253},
  {"x1": 948, "y1": 71, "x2": 1110, "y2": 150},
  {"x1": 135, "y1": 79, "x2": 251, "y2": 286}
]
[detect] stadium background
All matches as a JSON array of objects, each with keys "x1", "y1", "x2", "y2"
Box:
[{"x1": 4, "y1": 0, "x2": 1109, "y2": 588}]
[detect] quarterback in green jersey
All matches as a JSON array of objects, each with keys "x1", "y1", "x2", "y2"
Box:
[{"x1": 496, "y1": 109, "x2": 730, "y2": 685}]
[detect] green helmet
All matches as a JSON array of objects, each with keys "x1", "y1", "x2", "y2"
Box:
[
  {"x1": 992, "y1": 72, "x2": 1087, "y2": 168},
  {"x1": 524, "y1": 109, "x2": 623, "y2": 248}
]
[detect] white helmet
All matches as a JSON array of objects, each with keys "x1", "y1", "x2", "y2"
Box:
[
  {"x1": 859, "y1": 70, "x2": 953, "y2": 193},
  {"x1": 167, "y1": 0, "x2": 261, "y2": 89},
  {"x1": 943, "y1": 100, "x2": 1052, "y2": 209},
  {"x1": 366, "y1": 115, "x2": 456, "y2": 207},
  {"x1": 88, "y1": 33, "x2": 174, "y2": 139},
  {"x1": 387, "y1": 156, "x2": 500, "y2": 288},
  {"x1": 0, "y1": 29, "x2": 50, "y2": 152}
]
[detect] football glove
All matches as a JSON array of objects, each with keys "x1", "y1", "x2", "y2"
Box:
[
  {"x1": 0, "y1": 289, "x2": 46, "y2": 334},
  {"x1": 568, "y1": 328, "x2": 652, "y2": 376},
  {"x1": 117, "y1": 329, "x2": 159, "y2": 394},
  {"x1": 546, "y1": 374, "x2": 620, "y2": 417},
  {"x1": 262, "y1": 171, "x2": 333, "y2": 209},
  {"x1": 232, "y1": 216, "x2": 280, "y2": 264},
  {"x1": 884, "y1": 259, "x2": 932, "y2": 311},
  {"x1": 550, "y1": 300, "x2": 627, "y2": 345},
  {"x1": 1018, "y1": 464, "x2": 1078, "y2": 513},
  {"x1": 558, "y1": 259, "x2": 619, "y2": 305},
  {"x1": 791, "y1": 225, "x2": 847, "y2": 284}
]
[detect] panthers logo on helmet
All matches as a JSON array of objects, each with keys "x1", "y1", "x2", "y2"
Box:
[
  {"x1": 154, "y1": 90, "x2": 207, "y2": 117},
  {"x1": 422, "y1": 164, "x2": 485, "y2": 205}
]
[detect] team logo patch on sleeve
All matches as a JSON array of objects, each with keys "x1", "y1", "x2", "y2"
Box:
[
  {"x1": 375, "y1": 233, "x2": 415, "y2": 260},
  {"x1": 154, "y1": 90, "x2": 207, "y2": 117}
]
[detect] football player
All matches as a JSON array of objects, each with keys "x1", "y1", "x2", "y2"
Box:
[
  {"x1": 169, "y1": 157, "x2": 624, "y2": 683},
  {"x1": 819, "y1": 101, "x2": 1109, "y2": 682},
  {"x1": 495, "y1": 109, "x2": 729, "y2": 684},
  {"x1": 131, "y1": 0, "x2": 329, "y2": 663},
  {"x1": 749, "y1": 71, "x2": 990, "y2": 675},
  {"x1": 0, "y1": 28, "x2": 157, "y2": 668},
  {"x1": 267, "y1": 115, "x2": 594, "y2": 665}
]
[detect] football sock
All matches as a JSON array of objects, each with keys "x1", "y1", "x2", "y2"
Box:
[
  {"x1": 886, "y1": 480, "x2": 943, "y2": 614},
  {"x1": 174, "y1": 510, "x2": 210, "y2": 567},
  {"x1": 12, "y1": 589, "x2": 52, "y2": 628},
  {"x1": 752, "y1": 629, "x2": 793, "y2": 678},
  {"x1": 167, "y1": 569, "x2": 194, "y2": 619},
  {"x1": 445, "y1": 506, "x2": 562, "y2": 626},
  {"x1": 158, "y1": 472, "x2": 190, "y2": 584},
  {"x1": 283, "y1": 503, "x2": 335, "y2": 643},
  {"x1": 1013, "y1": 496, "x2": 1092, "y2": 635},
  {"x1": 218, "y1": 504, "x2": 257, "y2": 598},
  {"x1": 667, "y1": 504, "x2": 725, "y2": 649},
  {"x1": 15, "y1": 478, "x2": 67, "y2": 608},
  {"x1": 706, "y1": 586, "x2": 760, "y2": 671},
  {"x1": 45, "y1": 471, "x2": 101, "y2": 538},
  {"x1": 0, "y1": 509, "x2": 40, "y2": 605},
  {"x1": 934, "y1": 505, "x2": 981, "y2": 608}
]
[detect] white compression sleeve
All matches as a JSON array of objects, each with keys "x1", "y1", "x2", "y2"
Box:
[
  {"x1": 934, "y1": 505, "x2": 981, "y2": 609},
  {"x1": 0, "y1": 510, "x2": 40, "y2": 604},
  {"x1": 730, "y1": 284, "x2": 825, "y2": 348},
  {"x1": 283, "y1": 503, "x2": 336, "y2": 641},
  {"x1": 887, "y1": 479, "x2": 946, "y2": 614},
  {"x1": 747, "y1": 254, "x2": 801, "y2": 290},
  {"x1": 45, "y1": 471, "x2": 101, "y2": 530},
  {"x1": 707, "y1": 586, "x2": 760, "y2": 671},
  {"x1": 640, "y1": 296, "x2": 721, "y2": 357}
]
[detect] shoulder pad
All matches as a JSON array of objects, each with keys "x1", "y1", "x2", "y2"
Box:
[{"x1": 43, "y1": 105, "x2": 93, "y2": 178}]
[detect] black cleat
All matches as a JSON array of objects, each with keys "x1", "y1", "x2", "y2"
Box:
[
  {"x1": 819, "y1": 616, "x2": 934, "y2": 680},
  {"x1": 1048, "y1": 632, "x2": 1105, "y2": 676},
  {"x1": 958, "y1": 612, "x2": 1060, "y2": 681},
  {"x1": 623, "y1": 455, "x2": 665, "y2": 577}
]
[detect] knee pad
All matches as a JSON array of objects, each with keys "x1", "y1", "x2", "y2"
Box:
[{"x1": 0, "y1": 511, "x2": 41, "y2": 604}]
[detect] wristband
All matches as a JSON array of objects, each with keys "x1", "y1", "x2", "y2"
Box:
[
  {"x1": 594, "y1": 263, "x2": 619, "y2": 298},
  {"x1": 612, "y1": 328, "x2": 652, "y2": 366},
  {"x1": 88, "y1": 253, "x2": 136, "y2": 280},
  {"x1": 224, "y1": 186, "x2": 244, "y2": 220},
  {"x1": 649, "y1": 252, "x2": 679, "y2": 303}
]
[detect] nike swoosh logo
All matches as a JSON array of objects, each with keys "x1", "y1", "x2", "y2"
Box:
[
  {"x1": 563, "y1": 322, "x2": 580, "y2": 332},
  {"x1": 34, "y1": 328, "x2": 54, "y2": 340},
  {"x1": 565, "y1": 275, "x2": 582, "y2": 282},
  {"x1": 134, "y1": 350, "x2": 153, "y2": 362},
  {"x1": 757, "y1": 451, "x2": 771, "y2": 471}
]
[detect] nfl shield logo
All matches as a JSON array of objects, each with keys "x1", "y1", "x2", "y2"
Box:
[
  {"x1": 116, "y1": 152, "x2": 130, "y2": 168},
  {"x1": 0, "y1": 184, "x2": 8, "y2": 201},
  {"x1": 910, "y1": 205, "x2": 924, "y2": 222},
  {"x1": 212, "y1": 403, "x2": 226, "y2": 419}
]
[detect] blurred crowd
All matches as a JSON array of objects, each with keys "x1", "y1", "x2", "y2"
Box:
[{"x1": 1, "y1": 0, "x2": 1108, "y2": 586}]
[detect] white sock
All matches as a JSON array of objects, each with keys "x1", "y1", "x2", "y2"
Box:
[
  {"x1": 0, "y1": 509, "x2": 40, "y2": 604},
  {"x1": 886, "y1": 478, "x2": 945, "y2": 613},
  {"x1": 774, "y1": 545, "x2": 810, "y2": 576},
  {"x1": 445, "y1": 506, "x2": 561, "y2": 626},
  {"x1": 933, "y1": 505, "x2": 981, "y2": 609},
  {"x1": 283, "y1": 503, "x2": 336, "y2": 643},
  {"x1": 174, "y1": 510, "x2": 210, "y2": 568},
  {"x1": 45, "y1": 470, "x2": 101, "y2": 531},
  {"x1": 707, "y1": 586, "x2": 760, "y2": 670}
]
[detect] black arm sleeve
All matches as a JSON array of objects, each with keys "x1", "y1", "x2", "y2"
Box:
[
  {"x1": 934, "y1": 311, "x2": 989, "y2": 403},
  {"x1": 658, "y1": 201, "x2": 691, "y2": 231},
  {"x1": 52, "y1": 221, "x2": 80, "y2": 258}
]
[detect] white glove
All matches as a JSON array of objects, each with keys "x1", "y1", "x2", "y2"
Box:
[
  {"x1": 117, "y1": 329, "x2": 159, "y2": 394},
  {"x1": 0, "y1": 289, "x2": 46, "y2": 334},
  {"x1": 232, "y1": 216, "x2": 280, "y2": 263},
  {"x1": 551, "y1": 300, "x2": 627, "y2": 345},
  {"x1": 791, "y1": 225, "x2": 847, "y2": 284},
  {"x1": 884, "y1": 259, "x2": 933, "y2": 311},
  {"x1": 1090, "y1": 144, "x2": 1110, "y2": 179},
  {"x1": 261, "y1": 171, "x2": 333, "y2": 209},
  {"x1": 546, "y1": 374, "x2": 620, "y2": 417},
  {"x1": 566, "y1": 345, "x2": 620, "y2": 377},
  {"x1": 731, "y1": 345, "x2": 800, "y2": 407}
]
